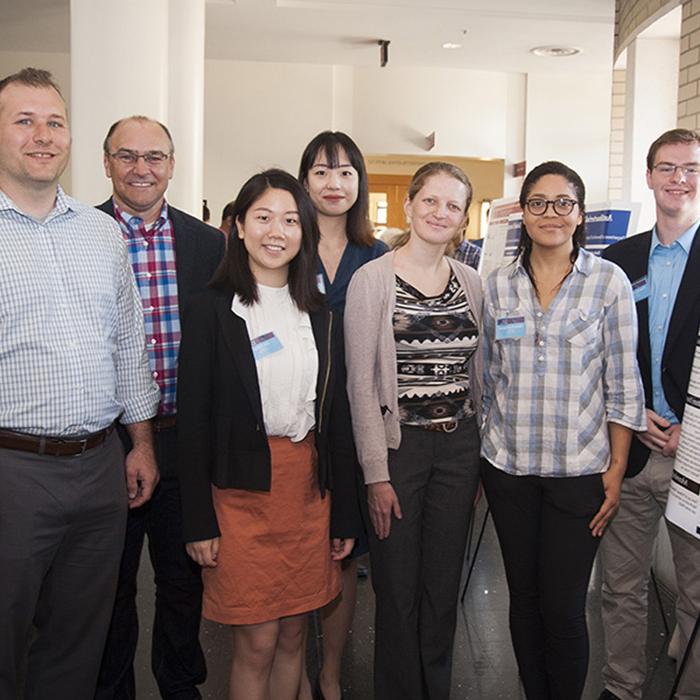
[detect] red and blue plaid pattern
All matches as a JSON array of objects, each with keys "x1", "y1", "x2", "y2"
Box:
[{"x1": 114, "y1": 201, "x2": 180, "y2": 415}]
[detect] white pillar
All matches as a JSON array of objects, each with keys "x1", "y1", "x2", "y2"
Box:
[
  {"x1": 166, "y1": 0, "x2": 205, "y2": 214},
  {"x1": 69, "y1": 0, "x2": 205, "y2": 215},
  {"x1": 622, "y1": 37, "x2": 679, "y2": 231}
]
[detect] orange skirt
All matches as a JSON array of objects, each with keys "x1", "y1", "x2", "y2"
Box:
[{"x1": 202, "y1": 433, "x2": 341, "y2": 625}]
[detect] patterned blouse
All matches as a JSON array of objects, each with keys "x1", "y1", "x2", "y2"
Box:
[{"x1": 393, "y1": 272, "x2": 479, "y2": 427}]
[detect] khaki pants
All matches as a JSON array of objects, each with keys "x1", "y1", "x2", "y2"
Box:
[{"x1": 600, "y1": 451, "x2": 700, "y2": 700}]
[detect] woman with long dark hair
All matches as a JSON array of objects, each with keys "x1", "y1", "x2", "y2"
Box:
[
  {"x1": 297, "y1": 131, "x2": 386, "y2": 700},
  {"x1": 345, "y1": 161, "x2": 483, "y2": 700},
  {"x1": 177, "y1": 169, "x2": 361, "y2": 700},
  {"x1": 480, "y1": 161, "x2": 645, "y2": 699}
]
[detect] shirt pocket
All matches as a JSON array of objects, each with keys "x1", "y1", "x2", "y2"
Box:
[{"x1": 565, "y1": 308, "x2": 601, "y2": 347}]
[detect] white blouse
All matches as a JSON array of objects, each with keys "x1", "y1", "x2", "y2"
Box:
[{"x1": 231, "y1": 285, "x2": 318, "y2": 441}]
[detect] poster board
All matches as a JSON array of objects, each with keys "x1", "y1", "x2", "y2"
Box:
[
  {"x1": 479, "y1": 198, "x2": 641, "y2": 279},
  {"x1": 666, "y1": 336, "x2": 700, "y2": 540}
]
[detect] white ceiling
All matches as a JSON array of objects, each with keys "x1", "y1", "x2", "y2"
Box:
[{"x1": 1, "y1": 0, "x2": 618, "y2": 74}]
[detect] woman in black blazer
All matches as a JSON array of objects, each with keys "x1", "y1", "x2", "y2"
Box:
[{"x1": 177, "y1": 169, "x2": 360, "y2": 700}]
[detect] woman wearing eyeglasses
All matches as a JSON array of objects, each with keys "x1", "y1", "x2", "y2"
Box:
[{"x1": 480, "y1": 161, "x2": 645, "y2": 700}]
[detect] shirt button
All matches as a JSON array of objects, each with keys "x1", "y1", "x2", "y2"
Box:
[
  {"x1": 150, "y1": 338, "x2": 157, "y2": 345},
  {"x1": 152, "y1": 371, "x2": 158, "y2": 378},
  {"x1": 536, "y1": 312, "x2": 543, "y2": 318},
  {"x1": 538, "y1": 340, "x2": 544, "y2": 347},
  {"x1": 662, "y1": 293, "x2": 668, "y2": 299},
  {"x1": 143, "y1": 240, "x2": 149, "y2": 247},
  {"x1": 538, "y1": 355, "x2": 544, "y2": 362},
  {"x1": 666, "y1": 261, "x2": 672, "y2": 267},
  {"x1": 146, "y1": 273, "x2": 152, "y2": 279}
]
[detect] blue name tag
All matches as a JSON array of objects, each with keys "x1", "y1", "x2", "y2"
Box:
[
  {"x1": 495, "y1": 314, "x2": 526, "y2": 340},
  {"x1": 251, "y1": 331, "x2": 283, "y2": 361},
  {"x1": 317, "y1": 273, "x2": 326, "y2": 295},
  {"x1": 632, "y1": 275, "x2": 649, "y2": 303}
]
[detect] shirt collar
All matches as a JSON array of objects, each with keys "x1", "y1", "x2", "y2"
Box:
[
  {"x1": 650, "y1": 220, "x2": 699, "y2": 255},
  {"x1": 0, "y1": 184, "x2": 72, "y2": 219},
  {"x1": 113, "y1": 198, "x2": 169, "y2": 235}
]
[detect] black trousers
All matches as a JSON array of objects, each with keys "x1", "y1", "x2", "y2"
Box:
[
  {"x1": 366, "y1": 418, "x2": 480, "y2": 700},
  {"x1": 95, "y1": 427, "x2": 205, "y2": 700},
  {"x1": 0, "y1": 433, "x2": 127, "y2": 700},
  {"x1": 481, "y1": 461, "x2": 604, "y2": 700}
]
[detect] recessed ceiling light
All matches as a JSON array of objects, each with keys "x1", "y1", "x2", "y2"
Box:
[
  {"x1": 530, "y1": 46, "x2": 581, "y2": 58},
  {"x1": 442, "y1": 42, "x2": 462, "y2": 49}
]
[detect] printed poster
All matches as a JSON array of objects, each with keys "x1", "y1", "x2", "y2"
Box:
[
  {"x1": 666, "y1": 336, "x2": 700, "y2": 540},
  {"x1": 479, "y1": 198, "x2": 641, "y2": 279}
]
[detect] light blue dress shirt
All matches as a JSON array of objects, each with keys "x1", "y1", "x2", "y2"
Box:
[
  {"x1": 0, "y1": 187, "x2": 160, "y2": 436},
  {"x1": 648, "y1": 222, "x2": 699, "y2": 424}
]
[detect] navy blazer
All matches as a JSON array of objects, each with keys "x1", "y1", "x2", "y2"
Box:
[
  {"x1": 97, "y1": 198, "x2": 225, "y2": 476},
  {"x1": 176, "y1": 288, "x2": 362, "y2": 544},
  {"x1": 602, "y1": 226, "x2": 700, "y2": 476}
]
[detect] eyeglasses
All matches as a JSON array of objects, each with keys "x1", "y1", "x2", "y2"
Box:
[
  {"x1": 108, "y1": 150, "x2": 171, "y2": 165},
  {"x1": 524, "y1": 197, "x2": 578, "y2": 216},
  {"x1": 652, "y1": 163, "x2": 700, "y2": 178}
]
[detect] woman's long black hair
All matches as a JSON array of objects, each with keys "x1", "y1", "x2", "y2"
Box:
[
  {"x1": 210, "y1": 169, "x2": 323, "y2": 312},
  {"x1": 298, "y1": 130, "x2": 374, "y2": 247}
]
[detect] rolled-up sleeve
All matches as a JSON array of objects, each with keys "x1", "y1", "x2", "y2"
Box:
[{"x1": 602, "y1": 268, "x2": 646, "y2": 431}]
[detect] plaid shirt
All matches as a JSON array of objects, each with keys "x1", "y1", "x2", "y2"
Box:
[
  {"x1": 0, "y1": 187, "x2": 158, "y2": 436},
  {"x1": 482, "y1": 248, "x2": 646, "y2": 477},
  {"x1": 114, "y1": 201, "x2": 180, "y2": 415},
  {"x1": 453, "y1": 239, "x2": 482, "y2": 271}
]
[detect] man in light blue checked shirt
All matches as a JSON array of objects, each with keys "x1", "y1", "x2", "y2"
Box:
[{"x1": 0, "y1": 68, "x2": 159, "y2": 700}]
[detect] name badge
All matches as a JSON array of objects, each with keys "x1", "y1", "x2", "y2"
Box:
[
  {"x1": 495, "y1": 313, "x2": 526, "y2": 340},
  {"x1": 631, "y1": 275, "x2": 649, "y2": 303},
  {"x1": 317, "y1": 273, "x2": 326, "y2": 295},
  {"x1": 251, "y1": 331, "x2": 283, "y2": 361}
]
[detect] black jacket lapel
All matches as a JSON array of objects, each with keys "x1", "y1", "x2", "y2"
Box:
[{"x1": 216, "y1": 296, "x2": 265, "y2": 427}]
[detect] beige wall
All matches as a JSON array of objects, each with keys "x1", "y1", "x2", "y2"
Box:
[
  {"x1": 616, "y1": 0, "x2": 682, "y2": 57},
  {"x1": 608, "y1": 69, "x2": 626, "y2": 199},
  {"x1": 678, "y1": 0, "x2": 700, "y2": 128}
]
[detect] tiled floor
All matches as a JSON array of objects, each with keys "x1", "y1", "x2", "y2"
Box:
[{"x1": 128, "y1": 497, "x2": 679, "y2": 699}]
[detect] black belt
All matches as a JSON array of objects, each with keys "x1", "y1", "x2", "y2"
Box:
[{"x1": 418, "y1": 420, "x2": 460, "y2": 433}]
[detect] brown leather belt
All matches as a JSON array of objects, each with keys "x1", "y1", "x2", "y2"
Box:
[
  {"x1": 153, "y1": 414, "x2": 177, "y2": 432},
  {"x1": 420, "y1": 420, "x2": 460, "y2": 433},
  {"x1": 0, "y1": 424, "x2": 115, "y2": 457}
]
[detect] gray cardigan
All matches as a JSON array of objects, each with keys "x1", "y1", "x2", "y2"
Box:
[{"x1": 344, "y1": 251, "x2": 484, "y2": 484}]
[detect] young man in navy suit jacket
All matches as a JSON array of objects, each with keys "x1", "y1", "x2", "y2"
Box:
[{"x1": 599, "y1": 128, "x2": 700, "y2": 700}]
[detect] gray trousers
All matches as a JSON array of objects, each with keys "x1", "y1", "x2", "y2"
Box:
[
  {"x1": 0, "y1": 433, "x2": 127, "y2": 700},
  {"x1": 366, "y1": 418, "x2": 481, "y2": 700},
  {"x1": 600, "y1": 451, "x2": 700, "y2": 700}
]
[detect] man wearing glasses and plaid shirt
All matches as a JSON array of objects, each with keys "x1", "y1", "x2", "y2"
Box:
[{"x1": 95, "y1": 116, "x2": 225, "y2": 700}]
